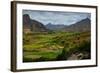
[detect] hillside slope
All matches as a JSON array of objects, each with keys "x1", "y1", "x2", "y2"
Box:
[
  {"x1": 23, "y1": 14, "x2": 48, "y2": 33},
  {"x1": 64, "y1": 18, "x2": 91, "y2": 32}
]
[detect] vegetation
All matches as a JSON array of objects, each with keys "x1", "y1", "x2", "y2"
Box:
[{"x1": 23, "y1": 31, "x2": 91, "y2": 62}]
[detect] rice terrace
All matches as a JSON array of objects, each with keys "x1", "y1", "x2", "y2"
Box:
[{"x1": 23, "y1": 10, "x2": 91, "y2": 62}]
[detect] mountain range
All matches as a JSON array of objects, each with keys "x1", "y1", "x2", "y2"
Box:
[
  {"x1": 45, "y1": 23, "x2": 66, "y2": 31},
  {"x1": 23, "y1": 14, "x2": 91, "y2": 33},
  {"x1": 63, "y1": 18, "x2": 91, "y2": 32}
]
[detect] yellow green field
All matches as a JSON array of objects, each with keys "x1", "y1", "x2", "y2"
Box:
[{"x1": 23, "y1": 31, "x2": 91, "y2": 62}]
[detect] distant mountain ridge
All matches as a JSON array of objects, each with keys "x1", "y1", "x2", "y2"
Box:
[
  {"x1": 45, "y1": 18, "x2": 91, "y2": 32},
  {"x1": 63, "y1": 18, "x2": 91, "y2": 32},
  {"x1": 45, "y1": 23, "x2": 66, "y2": 31},
  {"x1": 23, "y1": 14, "x2": 48, "y2": 33}
]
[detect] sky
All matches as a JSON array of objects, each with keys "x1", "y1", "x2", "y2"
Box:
[{"x1": 23, "y1": 10, "x2": 91, "y2": 25}]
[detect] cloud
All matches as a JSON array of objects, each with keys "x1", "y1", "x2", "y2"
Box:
[{"x1": 23, "y1": 10, "x2": 91, "y2": 25}]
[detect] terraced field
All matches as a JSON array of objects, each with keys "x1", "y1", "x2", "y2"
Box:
[{"x1": 23, "y1": 31, "x2": 91, "y2": 62}]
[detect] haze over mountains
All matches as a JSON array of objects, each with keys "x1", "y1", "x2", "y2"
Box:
[
  {"x1": 23, "y1": 14, "x2": 91, "y2": 33},
  {"x1": 46, "y1": 23, "x2": 66, "y2": 31}
]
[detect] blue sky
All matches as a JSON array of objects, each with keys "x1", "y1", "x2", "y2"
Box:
[{"x1": 23, "y1": 10, "x2": 91, "y2": 25}]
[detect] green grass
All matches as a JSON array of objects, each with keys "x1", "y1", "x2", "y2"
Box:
[{"x1": 23, "y1": 31, "x2": 91, "y2": 62}]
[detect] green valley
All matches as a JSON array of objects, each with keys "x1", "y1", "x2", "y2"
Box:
[{"x1": 23, "y1": 31, "x2": 91, "y2": 62}]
